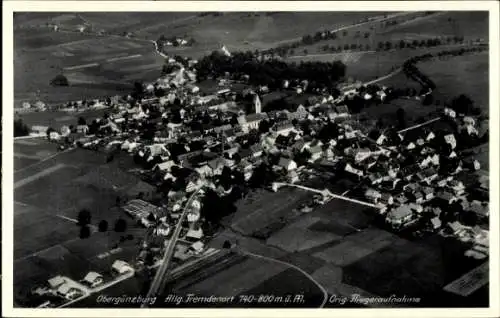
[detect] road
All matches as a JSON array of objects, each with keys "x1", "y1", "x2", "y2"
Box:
[
  {"x1": 397, "y1": 116, "x2": 442, "y2": 133},
  {"x1": 272, "y1": 182, "x2": 378, "y2": 209},
  {"x1": 141, "y1": 188, "x2": 202, "y2": 307},
  {"x1": 242, "y1": 250, "x2": 329, "y2": 308}
]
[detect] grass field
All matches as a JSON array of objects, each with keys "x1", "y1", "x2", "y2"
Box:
[
  {"x1": 228, "y1": 187, "x2": 313, "y2": 237},
  {"x1": 418, "y1": 52, "x2": 489, "y2": 112}
]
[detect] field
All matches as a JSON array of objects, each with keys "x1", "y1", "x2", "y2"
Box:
[
  {"x1": 290, "y1": 11, "x2": 488, "y2": 57},
  {"x1": 14, "y1": 12, "x2": 392, "y2": 106},
  {"x1": 13, "y1": 139, "x2": 149, "y2": 306},
  {"x1": 15, "y1": 26, "x2": 163, "y2": 106},
  {"x1": 418, "y1": 52, "x2": 489, "y2": 112},
  {"x1": 378, "y1": 51, "x2": 488, "y2": 111}
]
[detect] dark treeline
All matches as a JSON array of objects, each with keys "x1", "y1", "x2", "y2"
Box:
[
  {"x1": 195, "y1": 50, "x2": 346, "y2": 91},
  {"x1": 402, "y1": 45, "x2": 487, "y2": 92}
]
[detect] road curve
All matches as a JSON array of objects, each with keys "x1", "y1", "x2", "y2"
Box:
[{"x1": 243, "y1": 251, "x2": 329, "y2": 308}]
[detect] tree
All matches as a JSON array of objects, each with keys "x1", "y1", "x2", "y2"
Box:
[
  {"x1": 114, "y1": 218, "x2": 127, "y2": 232},
  {"x1": 77, "y1": 116, "x2": 86, "y2": 126},
  {"x1": 77, "y1": 209, "x2": 92, "y2": 226},
  {"x1": 396, "y1": 108, "x2": 406, "y2": 129},
  {"x1": 147, "y1": 213, "x2": 156, "y2": 223},
  {"x1": 222, "y1": 240, "x2": 232, "y2": 249},
  {"x1": 451, "y1": 94, "x2": 474, "y2": 115},
  {"x1": 14, "y1": 118, "x2": 29, "y2": 137},
  {"x1": 50, "y1": 74, "x2": 69, "y2": 86},
  {"x1": 258, "y1": 120, "x2": 271, "y2": 134},
  {"x1": 79, "y1": 226, "x2": 91, "y2": 239},
  {"x1": 422, "y1": 93, "x2": 434, "y2": 106},
  {"x1": 98, "y1": 220, "x2": 109, "y2": 232}
]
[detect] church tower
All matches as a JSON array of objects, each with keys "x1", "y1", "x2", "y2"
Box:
[{"x1": 254, "y1": 94, "x2": 262, "y2": 114}]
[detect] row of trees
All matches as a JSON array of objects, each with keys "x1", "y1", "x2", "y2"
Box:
[
  {"x1": 195, "y1": 50, "x2": 346, "y2": 91},
  {"x1": 77, "y1": 208, "x2": 129, "y2": 239}
]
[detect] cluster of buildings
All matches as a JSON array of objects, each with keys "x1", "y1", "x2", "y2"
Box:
[
  {"x1": 33, "y1": 260, "x2": 135, "y2": 308},
  {"x1": 32, "y1": 47, "x2": 488, "y2": 299}
]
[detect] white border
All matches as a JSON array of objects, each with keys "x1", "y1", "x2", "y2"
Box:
[{"x1": 3, "y1": 2, "x2": 499, "y2": 317}]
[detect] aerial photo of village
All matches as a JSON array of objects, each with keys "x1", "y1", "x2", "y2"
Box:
[{"x1": 12, "y1": 10, "x2": 490, "y2": 309}]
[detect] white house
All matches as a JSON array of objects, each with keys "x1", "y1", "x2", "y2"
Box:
[
  {"x1": 444, "y1": 107, "x2": 456, "y2": 118},
  {"x1": 82, "y1": 272, "x2": 104, "y2": 288},
  {"x1": 444, "y1": 134, "x2": 457, "y2": 149},
  {"x1": 112, "y1": 260, "x2": 134, "y2": 275}
]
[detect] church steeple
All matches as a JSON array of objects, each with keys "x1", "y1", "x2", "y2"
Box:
[{"x1": 254, "y1": 93, "x2": 261, "y2": 114}]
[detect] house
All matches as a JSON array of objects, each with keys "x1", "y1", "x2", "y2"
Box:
[
  {"x1": 413, "y1": 191, "x2": 424, "y2": 204},
  {"x1": 422, "y1": 187, "x2": 434, "y2": 200},
  {"x1": 444, "y1": 107, "x2": 456, "y2": 118},
  {"x1": 288, "y1": 170, "x2": 300, "y2": 183},
  {"x1": 249, "y1": 144, "x2": 263, "y2": 157},
  {"x1": 380, "y1": 193, "x2": 394, "y2": 205},
  {"x1": 49, "y1": 131, "x2": 61, "y2": 141},
  {"x1": 369, "y1": 172, "x2": 384, "y2": 185},
  {"x1": 335, "y1": 105, "x2": 349, "y2": 117},
  {"x1": 408, "y1": 202, "x2": 424, "y2": 213},
  {"x1": 395, "y1": 193, "x2": 408, "y2": 204},
  {"x1": 448, "y1": 221, "x2": 467, "y2": 236},
  {"x1": 174, "y1": 244, "x2": 191, "y2": 261},
  {"x1": 48, "y1": 276, "x2": 66, "y2": 289},
  {"x1": 444, "y1": 134, "x2": 457, "y2": 150},
  {"x1": 239, "y1": 160, "x2": 253, "y2": 181},
  {"x1": 154, "y1": 160, "x2": 176, "y2": 172},
  {"x1": 274, "y1": 121, "x2": 295, "y2": 136},
  {"x1": 185, "y1": 227, "x2": 204, "y2": 241},
  {"x1": 345, "y1": 163, "x2": 364, "y2": 177},
  {"x1": 426, "y1": 131, "x2": 435, "y2": 142},
  {"x1": 376, "y1": 134, "x2": 387, "y2": 145},
  {"x1": 437, "y1": 191, "x2": 457, "y2": 204},
  {"x1": 207, "y1": 157, "x2": 226, "y2": 175},
  {"x1": 186, "y1": 178, "x2": 203, "y2": 192},
  {"x1": 308, "y1": 145, "x2": 323, "y2": 162},
  {"x1": 354, "y1": 148, "x2": 372, "y2": 163},
  {"x1": 190, "y1": 241, "x2": 205, "y2": 254},
  {"x1": 386, "y1": 205, "x2": 415, "y2": 228},
  {"x1": 238, "y1": 113, "x2": 268, "y2": 133},
  {"x1": 417, "y1": 167, "x2": 438, "y2": 184},
  {"x1": 278, "y1": 157, "x2": 297, "y2": 171},
  {"x1": 449, "y1": 180, "x2": 465, "y2": 195},
  {"x1": 468, "y1": 201, "x2": 489, "y2": 218},
  {"x1": 31, "y1": 125, "x2": 49, "y2": 136},
  {"x1": 82, "y1": 272, "x2": 104, "y2": 288},
  {"x1": 112, "y1": 260, "x2": 134, "y2": 274},
  {"x1": 430, "y1": 217, "x2": 442, "y2": 229},
  {"x1": 195, "y1": 164, "x2": 212, "y2": 178},
  {"x1": 365, "y1": 189, "x2": 382, "y2": 203}
]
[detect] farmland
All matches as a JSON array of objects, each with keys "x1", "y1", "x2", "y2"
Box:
[
  {"x1": 14, "y1": 12, "x2": 391, "y2": 107},
  {"x1": 289, "y1": 11, "x2": 488, "y2": 57},
  {"x1": 13, "y1": 139, "x2": 149, "y2": 307}
]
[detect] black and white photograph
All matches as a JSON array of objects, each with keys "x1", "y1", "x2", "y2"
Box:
[{"x1": 2, "y1": 1, "x2": 499, "y2": 316}]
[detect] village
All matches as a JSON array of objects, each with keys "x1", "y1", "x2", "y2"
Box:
[{"x1": 17, "y1": 40, "x2": 490, "y2": 307}]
